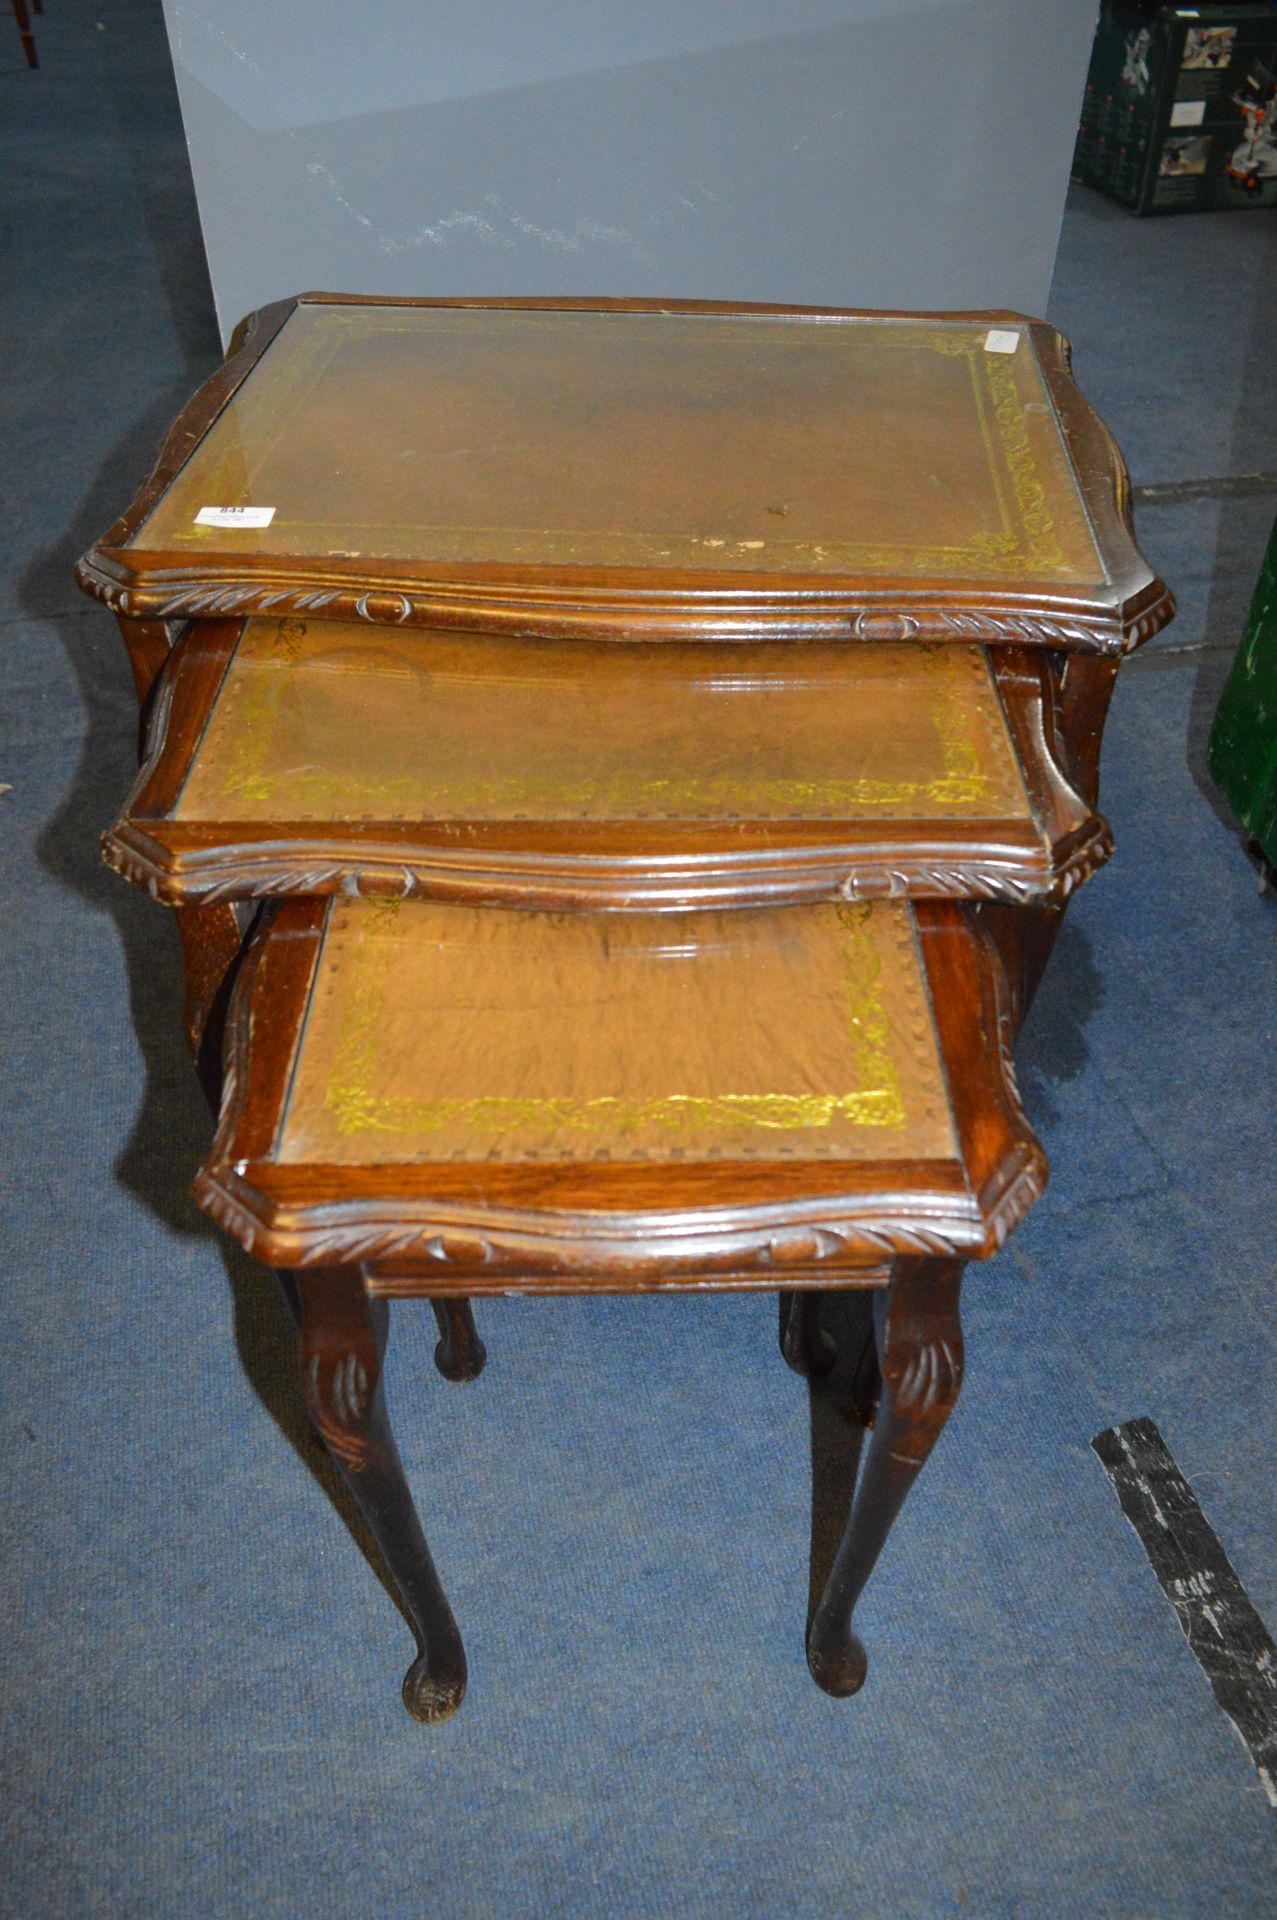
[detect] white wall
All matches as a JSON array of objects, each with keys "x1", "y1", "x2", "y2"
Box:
[{"x1": 159, "y1": 0, "x2": 1099, "y2": 348}]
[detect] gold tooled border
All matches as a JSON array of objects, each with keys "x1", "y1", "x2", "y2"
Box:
[{"x1": 298, "y1": 900, "x2": 934, "y2": 1158}]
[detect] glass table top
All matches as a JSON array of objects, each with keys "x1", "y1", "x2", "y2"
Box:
[
  {"x1": 276, "y1": 899, "x2": 957, "y2": 1168},
  {"x1": 132, "y1": 304, "x2": 1102, "y2": 588},
  {"x1": 172, "y1": 620, "x2": 1030, "y2": 827}
]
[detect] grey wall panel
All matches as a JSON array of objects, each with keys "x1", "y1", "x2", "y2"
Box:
[{"x1": 160, "y1": 1, "x2": 1099, "y2": 347}]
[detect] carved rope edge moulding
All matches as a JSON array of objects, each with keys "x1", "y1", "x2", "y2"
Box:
[
  {"x1": 191, "y1": 1170, "x2": 1039, "y2": 1278},
  {"x1": 77, "y1": 562, "x2": 1172, "y2": 652},
  {"x1": 99, "y1": 821, "x2": 1111, "y2": 912}
]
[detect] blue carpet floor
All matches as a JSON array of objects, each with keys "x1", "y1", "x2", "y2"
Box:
[{"x1": 2, "y1": 5, "x2": 1275, "y2": 1915}]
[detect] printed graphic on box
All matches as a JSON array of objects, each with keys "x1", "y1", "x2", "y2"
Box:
[
  {"x1": 1123, "y1": 26, "x2": 1153, "y2": 94},
  {"x1": 1160, "y1": 133, "x2": 1212, "y2": 175},
  {"x1": 1225, "y1": 57, "x2": 1277, "y2": 196},
  {"x1": 1183, "y1": 27, "x2": 1237, "y2": 70},
  {"x1": 1077, "y1": 4, "x2": 1277, "y2": 212}
]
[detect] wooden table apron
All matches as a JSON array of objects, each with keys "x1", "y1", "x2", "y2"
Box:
[{"x1": 78, "y1": 294, "x2": 1174, "y2": 1720}]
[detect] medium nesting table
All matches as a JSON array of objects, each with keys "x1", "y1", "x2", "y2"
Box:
[{"x1": 77, "y1": 295, "x2": 1173, "y2": 1719}]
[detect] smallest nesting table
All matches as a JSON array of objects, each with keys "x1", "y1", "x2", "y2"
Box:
[{"x1": 196, "y1": 894, "x2": 1043, "y2": 1716}]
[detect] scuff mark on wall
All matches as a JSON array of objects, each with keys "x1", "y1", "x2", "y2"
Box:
[
  {"x1": 300, "y1": 159, "x2": 660, "y2": 263},
  {"x1": 169, "y1": 4, "x2": 268, "y2": 83},
  {"x1": 304, "y1": 159, "x2": 377, "y2": 233},
  {"x1": 487, "y1": 193, "x2": 652, "y2": 262},
  {"x1": 174, "y1": 3, "x2": 657, "y2": 265}
]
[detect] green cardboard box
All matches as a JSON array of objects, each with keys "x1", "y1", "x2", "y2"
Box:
[
  {"x1": 1074, "y1": 3, "x2": 1277, "y2": 211},
  {"x1": 1209, "y1": 513, "x2": 1277, "y2": 874}
]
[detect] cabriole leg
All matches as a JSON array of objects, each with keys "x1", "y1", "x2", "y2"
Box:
[
  {"x1": 297, "y1": 1267, "x2": 466, "y2": 1721},
  {"x1": 430, "y1": 1298, "x2": 487, "y2": 1382},
  {"x1": 176, "y1": 901, "x2": 247, "y2": 1098},
  {"x1": 807, "y1": 1257, "x2": 964, "y2": 1697},
  {"x1": 777, "y1": 1289, "x2": 837, "y2": 1376}
]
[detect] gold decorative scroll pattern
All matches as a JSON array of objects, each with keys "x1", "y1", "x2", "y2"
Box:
[
  {"x1": 193, "y1": 623, "x2": 1002, "y2": 820},
  {"x1": 317, "y1": 898, "x2": 910, "y2": 1152}
]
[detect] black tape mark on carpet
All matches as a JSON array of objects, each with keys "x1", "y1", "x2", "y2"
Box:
[
  {"x1": 1134, "y1": 473, "x2": 1277, "y2": 505},
  {"x1": 1092, "y1": 1417, "x2": 1277, "y2": 1810}
]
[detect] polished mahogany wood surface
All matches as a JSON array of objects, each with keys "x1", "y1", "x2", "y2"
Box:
[
  {"x1": 103, "y1": 616, "x2": 1109, "y2": 909},
  {"x1": 75, "y1": 292, "x2": 1174, "y2": 1725},
  {"x1": 194, "y1": 896, "x2": 1044, "y2": 1284},
  {"x1": 75, "y1": 295, "x2": 1173, "y2": 650}
]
